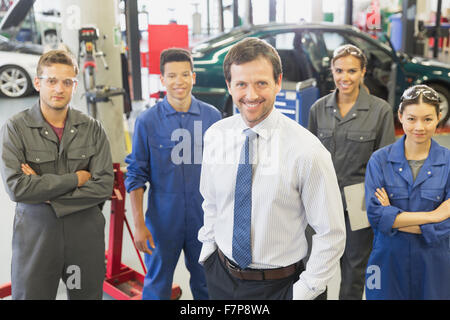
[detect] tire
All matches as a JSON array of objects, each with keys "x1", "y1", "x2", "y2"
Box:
[
  {"x1": 0, "y1": 65, "x2": 33, "y2": 98},
  {"x1": 428, "y1": 83, "x2": 450, "y2": 126}
]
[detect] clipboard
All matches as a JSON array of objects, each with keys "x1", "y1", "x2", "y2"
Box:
[{"x1": 344, "y1": 183, "x2": 371, "y2": 231}]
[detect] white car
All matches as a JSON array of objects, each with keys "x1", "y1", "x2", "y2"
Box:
[{"x1": 0, "y1": 35, "x2": 42, "y2": 98}]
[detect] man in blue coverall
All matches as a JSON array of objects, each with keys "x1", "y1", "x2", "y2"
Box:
[{"x1": 125, "y1": 48, "x2": 221, "y2": 300}]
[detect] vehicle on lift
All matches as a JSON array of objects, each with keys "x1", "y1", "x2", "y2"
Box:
[
  {"x1": 192, "y1": 23, "x2": 450, "y2": 124},
  {"x1": 0, "y1": 34, "x2": 42, "y2": 98},
  {"x1": 0, "y1": 0, "x2": 61, "y2": 48}
]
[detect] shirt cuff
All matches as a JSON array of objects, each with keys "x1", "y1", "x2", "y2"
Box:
[
  {"x1": 198, "y1": 242, "x2": 217, "y2": 265},
  {"x1": 293, "y1": 279, "x2": 325, "y2": 300}
]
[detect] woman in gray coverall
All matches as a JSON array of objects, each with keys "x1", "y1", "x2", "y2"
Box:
[{"x1": 307, "y1": 44, "x2": 396, "y2": 300}]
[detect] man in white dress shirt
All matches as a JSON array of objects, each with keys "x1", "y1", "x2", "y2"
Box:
[{"x1": 198, "y1": 37, "x2": 346, "y2": 300}]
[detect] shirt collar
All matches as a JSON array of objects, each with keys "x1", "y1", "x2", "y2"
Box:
[
  {"x1": 388, "y1": 135, "x2": 446, "y2": 165},
  {"x1": 325, "y1": 85, "x2": 370, "y2": 111},
  {"x1": 237, "y1": 106, "x2": 280, "y2": 140},
  {"x1": 23, "y1": 100, "x2": 88, "y2": 128},
  {"x1": 162, "y1": 95, "x2": 201, "y2": 116},
  {"x1": 354, "y1": 86, "x2": 371, "y2": 111},
  {"x1": 325, "y1": 90, "x2": 339, "y2": 108},
  {"x1": 387, "y1": 135, "x2": 407, "y2": 163}
]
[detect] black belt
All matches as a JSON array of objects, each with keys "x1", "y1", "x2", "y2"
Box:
[{"x1": 217, "y1": 249, "x2": 303, "y2": 281}]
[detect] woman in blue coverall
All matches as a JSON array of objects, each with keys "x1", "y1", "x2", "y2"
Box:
[{"x1": 364, "y1": 85, "x2": 450, "y2": 299}]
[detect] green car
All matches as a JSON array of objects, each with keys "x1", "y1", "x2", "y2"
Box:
[{"x1": 192, "y1": 23, "x2": 450, "y2": 124}]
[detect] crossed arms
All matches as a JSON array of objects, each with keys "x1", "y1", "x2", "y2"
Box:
[
  {"x1": 374, "y1": 187, "x2": 450, "y2": 234},
  {"x1": 0, "y1": 120, "x2": 114, "y2": 218}
]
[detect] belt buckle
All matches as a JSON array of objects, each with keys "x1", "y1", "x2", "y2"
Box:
[
  {"x1": 224, "y1": 256, "x2": 247, "y2": 279},
  {"x1": 228, "y1": 262, "x2": 264, "y2": 281}
]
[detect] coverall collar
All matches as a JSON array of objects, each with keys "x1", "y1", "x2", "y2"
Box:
[
  {"x1": 325, "y1": 85, "x2": 371, "y2": 111},
  {"x1": 23, "y1": 101, "x2": 89, "y2": 128},
  {"x1": 162, "y1": 95, "x2": 201, "y2": 116},
  {"x1": 387, "y1": 135, "x2": 446, "y2": 165}
]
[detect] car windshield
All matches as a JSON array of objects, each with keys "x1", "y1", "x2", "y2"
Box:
[
  {"x1": 192, "y1": 27, "x2": 252, "y2": 53},
  {"x1": 356, "y1": 33, "x2": 392, "y2": 52}
]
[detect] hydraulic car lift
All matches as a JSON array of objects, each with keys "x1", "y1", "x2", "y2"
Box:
[{"x1": 104, "y1": 163, "x2": 182, "y2": 300}]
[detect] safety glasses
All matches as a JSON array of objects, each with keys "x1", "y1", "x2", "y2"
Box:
[
  {"x1": 39, "y1": 76, "x2": 78, "y2": 88},
  {"x1": 333, "y1": 44, "x2": 364, "y2": 58},
  {"x1": 401, "y1": 85, "x2": 441, "y2": 103}
]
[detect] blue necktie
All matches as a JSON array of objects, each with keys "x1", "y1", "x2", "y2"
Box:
[{"x1": 232, "y1": 129, "x2": 257, "y2": 269}]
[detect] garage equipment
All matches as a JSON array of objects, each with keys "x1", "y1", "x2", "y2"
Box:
[
  {"x1": 104, "y1": 164, "x2": 181, "y2": 300},
  {"x1": 77, "y1": 26, "x2": 181, "y2": 300},
  {"x1": 78, "y1": 26, "x2": 126, "y2": 119},
  {"x1": 275, "y1": 78, "x2": 319, "y2": 128}
]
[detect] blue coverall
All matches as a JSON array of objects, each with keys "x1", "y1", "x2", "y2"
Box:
[
  {"x1": 125, "y1": 96, "x2": 221, "y2": 300},
  {"x1": 364, "y1": 136, "x2": 450, "y2": 299}
]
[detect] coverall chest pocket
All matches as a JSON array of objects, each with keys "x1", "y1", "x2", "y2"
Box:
[
  {"x1": 385, "y1": 185, "x2": 409, "y2": 209},
  {"x1": 67, "y1": 145, "x2": 96, "y2": 172},
  {"x1": 346, "y1": 130, "x2": 376, "y2": 164},
  {"x1": 25, "y1": 150, "x2": 56, "y2": 175},
  {"x1": 421, "y1": 188, "x2": 445, "y2": 211},
  {"x1": 148, "y1": 136, "x2": 176, "y2": 174},
  {"x1": 317, "y1": 129, "x2": 333, "y2": 148}
]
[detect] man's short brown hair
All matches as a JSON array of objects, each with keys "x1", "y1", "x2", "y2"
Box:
[
  {"x1": 160, "y1": 48, "x2": 193, "y2": 75},
  {"x1": 223, "y1": 37, "x2": 282, "y2": 83},
  {"x1": 37, "y1": 50, "x2": 79, "y2": 76}
]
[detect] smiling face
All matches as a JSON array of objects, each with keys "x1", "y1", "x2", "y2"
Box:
[
  {"x1": 398, "y1": 102, "x2": 441, "y2": 145},
  {"x1": 226, "y1": 57, "x2": 282, "y2": 128},
  {"x1": 332, "y1": 55, "x2": 366, "y2": 97},
  {"x1": 34, "y1": 63, "x2": 77, "y2": 112},
  {"x1": 160, "y1": 61, "x2": 195, "y2": 108}
]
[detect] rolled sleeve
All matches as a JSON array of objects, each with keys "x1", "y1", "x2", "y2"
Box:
[
  {"x1": 421, "y1": 219, "x2": 450, "y2": 245},
  {"x1": 365, "y1": 154, "x2": 402, "y2": 235},
  {"x1": 376, "y1": 205, "x2": 402, "y2": 235},
  {"x1": 125, "y1": 116, "x2": 151, "y2": 193}
]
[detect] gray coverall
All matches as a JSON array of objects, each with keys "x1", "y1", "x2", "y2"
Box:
[{"x1": 0, "y1": 102, "x2": 114, "y2": 300}]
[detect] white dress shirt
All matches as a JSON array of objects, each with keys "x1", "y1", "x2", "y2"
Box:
[{"x1": 198, "y1": 107, "x2": 346, "y2": 300}]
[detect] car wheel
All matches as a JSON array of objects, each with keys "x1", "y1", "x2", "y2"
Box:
[
  {"x1": 0, "y1": 65, "x2": 33, "y2": 98},
  {"x1": 428, "y1": 83, "x2": 450, "y2": 126}
]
